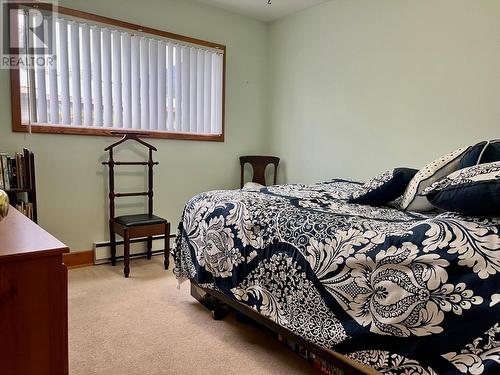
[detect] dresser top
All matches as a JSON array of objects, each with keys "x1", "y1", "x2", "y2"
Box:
[{"x1": 0, "y1": 206, "x2": 68, "y2": 261}]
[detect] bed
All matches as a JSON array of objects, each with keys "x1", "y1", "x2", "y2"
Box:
[{"x1": 173, "y1": 179, "x2": 500, "y2": 374}]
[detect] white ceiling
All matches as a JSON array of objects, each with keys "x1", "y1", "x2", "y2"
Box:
[{"x1": 196, "y1": 0, "x2": 328, "y2": 22}]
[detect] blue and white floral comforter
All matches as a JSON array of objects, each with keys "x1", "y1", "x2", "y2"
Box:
[{"x1": 173, "y1": 179, "x2": 500, "y2": 374}]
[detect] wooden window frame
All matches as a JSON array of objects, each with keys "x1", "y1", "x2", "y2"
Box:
[{"x1": 10, "y1": 3, "x2": 226, "y2": 142}]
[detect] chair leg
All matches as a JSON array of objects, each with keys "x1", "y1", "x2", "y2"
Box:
[
  {"x1": 146, "y1": 237, "x2": 153, "y2": 260},
  {"x1": 123, "y1": 229, "x2": 130, "y2": 278},
  {"x1": 110, "y1": 221, "x2": 116, "y2": 266},
  {"x1": 164, "y1": 222, "x2": 170, "y2": 270}
]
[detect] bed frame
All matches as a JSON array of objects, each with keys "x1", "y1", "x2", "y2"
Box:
[{"x1": 190, "y1": 281, "x2": 379, "y2": 375}]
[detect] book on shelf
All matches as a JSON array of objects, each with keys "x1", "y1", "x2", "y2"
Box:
[
  {"x1": 0, "y1": 155, "x2": 4, "y2": 190},
  {"x1": 0, "y1": 153, "x2": 8, "y2": 190},
  {"x1": 0, "y1": 149, "x2": 36, "y2": 222},
  {"x1": 0, "y1": 151, "x2": 30, "y2": 191},
  {"x1": 15, "y1": 200, "x2": 34, "y2": 220}
]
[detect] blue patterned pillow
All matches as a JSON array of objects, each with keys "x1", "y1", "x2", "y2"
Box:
[
  {"x1": 460, "y1": 140, "x2": 500, "y2": 168},
  {"x1": 401, "y1": 147, "x2": 470, "y2": 212},
  {"x1": 350, "y1": 168, "x2": 418, "y2": 206},
  {"x1": 422, "y1": 161, "x2": 500, "y2": 216}
]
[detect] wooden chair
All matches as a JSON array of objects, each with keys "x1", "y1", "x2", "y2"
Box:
[
  {"x1": 239, "y1": 155, "x2": 280, "y2": 188},
  {"x1": 103, "y1": 132, "x2": 170, "y2": 278}
]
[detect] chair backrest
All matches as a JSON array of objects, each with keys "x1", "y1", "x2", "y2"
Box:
[
  {"x1": 102, "y1": 132, "x2": 159, "y2": 220},
  {"x1": 239, "y1": 155, "x2": 280, "y2": 188}
]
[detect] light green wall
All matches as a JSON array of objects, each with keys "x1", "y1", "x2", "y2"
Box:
[
  {"x1": 268, "y1": 0, "x2": 500, "y2": 184},
  {"x1": 0, "y1": 0, "x2": 270, "y2": 251},
  {"x1": 3, "y1": 0, "x2": 500, "y2": 251}
]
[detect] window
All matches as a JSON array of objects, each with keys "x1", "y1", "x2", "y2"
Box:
[{"x1": 9, "y1": 4, "x2": 226, "y2": 141}]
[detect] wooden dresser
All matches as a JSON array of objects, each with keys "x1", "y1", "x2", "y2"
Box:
[{"x1": 0, "y1": 207, "x2": 69, "y2": 375}]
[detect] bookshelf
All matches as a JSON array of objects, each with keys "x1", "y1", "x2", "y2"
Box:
[{"x1": 0, "y1": 148, "x2": 37, "y2": 223}]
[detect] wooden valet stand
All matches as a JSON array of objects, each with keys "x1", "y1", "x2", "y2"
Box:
[{"x1": 103, "y1": 132, "x2": 170, "y2": 278}]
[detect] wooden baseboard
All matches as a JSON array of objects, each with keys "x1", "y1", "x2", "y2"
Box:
[{"x1": 63, "y1": 250, "x2": 94, "y2": 269}]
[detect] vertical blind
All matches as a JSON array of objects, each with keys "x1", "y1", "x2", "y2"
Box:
[{"x1": 20, "y1": 10, "x2": 224, "y2": 135}]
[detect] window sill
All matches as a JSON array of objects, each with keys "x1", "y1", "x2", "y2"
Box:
[{"x1": 13, "y1": 123, "x2": 224, "y2": 142}]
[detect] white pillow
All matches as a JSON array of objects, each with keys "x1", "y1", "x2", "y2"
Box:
[
  {"x1": 400, "y1": 147, "x2": 469, "y2": 211},
  {"x1": 242, "y1": 182, "x2": 264, "y2": 190}
]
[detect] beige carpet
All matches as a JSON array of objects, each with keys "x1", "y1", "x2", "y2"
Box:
[{"x1": 68, "y1": 256, "x2": 316, "y2": 374}]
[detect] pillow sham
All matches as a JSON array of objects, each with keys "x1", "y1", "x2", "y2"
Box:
[
  {"x1": 459, "y1": 140, "x2": 500, "y2": 168},
  {"x1": 422, "y1": 161, "x2": 500, "y2": 216},
  {"x1": 400, "y1": 147, "x2": 470, "y2": 212},
  {"x1": 349, "y1": 168, "x2": 418, "y2": 206}
]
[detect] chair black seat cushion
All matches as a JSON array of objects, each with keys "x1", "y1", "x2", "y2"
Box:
[{"x1": 114, "y1": 214, "x2": 167, "y2": 227}]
